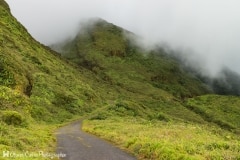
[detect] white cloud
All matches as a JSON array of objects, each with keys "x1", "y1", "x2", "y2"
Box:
[{"x1": 5, "y1": 0, "x2": 240, "y2": 75}]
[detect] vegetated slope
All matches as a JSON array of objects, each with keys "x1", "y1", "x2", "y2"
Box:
[
  {"x1": 203, "y1": 68, "x2": 240, "y2": 96},
  {"x1": 53, "y1": 18, "x2": 240, "y2": 159},
  {"x1": 0, "y1": 2, "x2": 111, "y2": 122},
  {"x1": 52, "y1": 18, "x2": 219, "y2": 122},
  {"x1": 0, "y1": 0, "x2": 207, "y2": 155},
  {"x1": 0, "y1": 1, "x2": 112, "y2": 155},
  {"x1": 179, "y1": 47, "x2": 240, "y2": 97},
  {"x1": 186, "y1": 95, "x2": 240, "y2": 133},
  {"x1": 51, "y1": 18, "x2": 240, "y2": 131},
  {"x1": 52, "y1": 18, "x2": 210, "y2": 99}
]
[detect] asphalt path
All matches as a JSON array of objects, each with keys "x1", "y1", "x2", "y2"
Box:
[{"x1": 56, "y1": 120, "x2": 136, "y2": 160}]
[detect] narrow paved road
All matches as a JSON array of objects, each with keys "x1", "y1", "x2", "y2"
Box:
[{"x1": 56, "y1": 121, "x2": 136, "y2": 160}]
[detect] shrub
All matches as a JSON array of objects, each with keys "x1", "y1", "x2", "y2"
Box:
[
  {"x1": 156, "y1": 112, "x2": 171, "y2": 122},
  {"x1": 89, "y1": 111, "x2": 109, "y2": 120},
  {"x1": 29, "y1": 56, "x2": 41, "y2": 65},
  {"x1": 2, "y1": 111, "x2": 23, "y2": 126},
  {"x1": 0, "y1": 67, "x2": 16, "y2": 87}
]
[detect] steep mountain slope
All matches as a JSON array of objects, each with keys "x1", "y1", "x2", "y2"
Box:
[
  {"x1": 51, "y1": 17, "x2": 240, "y2": 132},
  {"x1": 172, "y1": 51, "x2": 240, "y2": 96},
  {"x1": 52, "y1": 18, "x2": 240, "y2": 159},
  {"x1": 0, "y1": 2, "x2": 106, "y2": 121},
  {"x1": 0, "y1": 1, "x2": 112, "y2": 155},
  {"x1": 0, "y1": 0, "x2": 206, "y2": 154},
  {"x1": 203, "y1": 68, "x2": 240, "y2": 96},
  {"x1": 1, "y1": 0, "x2": 240, "y2": 159},
  {"x1": 186, "y1": 95, "x2": 240, "y2": 132},
  {"x1": 52, "y1": 18, "x2": 210, "y2": 99}
]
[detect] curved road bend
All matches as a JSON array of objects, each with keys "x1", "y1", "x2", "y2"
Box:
[{"x1": 56, "y1": 121, "x2": 136, "y2": 160}]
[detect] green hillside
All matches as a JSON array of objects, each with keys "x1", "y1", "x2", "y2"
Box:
[
  {"x1": 1, "y1": 1, "x2": 240, "y2": 159},
  {"x1": 53, "y1": 19, "x2": 240, "y2": 159},
  {"x1": 0, "y1": 1, "x2": 109, "y2": 157},
  {"x1": 54, "y1": 18, "x2": 210, "y2": 99},
  {"x1": 186, "y1": 95, "x2": 240, "y2": 133}
]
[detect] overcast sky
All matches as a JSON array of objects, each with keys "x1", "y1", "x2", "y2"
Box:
[{"x1": 5, "y1": 0, "x2": 240, "y2": 76}]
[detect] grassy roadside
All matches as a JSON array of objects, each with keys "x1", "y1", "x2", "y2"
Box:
[
  {"x1": 83, "y1": 118, "x2": 240, "y2": 160},
  {"x1": 0, "y1": 2, "x2": 105, "y2": 159},
  {"x1": 0, "y1": 123, "x2": 56, "y2": 160},
  {"x1": 0, "y1": 115, "x2": 85, "y2": 160}
]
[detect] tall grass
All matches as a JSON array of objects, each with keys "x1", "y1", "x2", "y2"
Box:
[{"x1": 83, "y1": 118, "x2": 240, "y2": 160}]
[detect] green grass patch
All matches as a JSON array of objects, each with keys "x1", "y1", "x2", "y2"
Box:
[
  {"x1": 0, "y1": 122, "x2": 57, "y2": 160},
  {"x1": 186, "y1": 95, "x2": 240, "y2": 133},
  {"x1": 83, "y1": 118, "x2": 240, "y2": 160}
]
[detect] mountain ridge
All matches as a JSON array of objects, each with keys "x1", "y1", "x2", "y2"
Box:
[
  {"x1": 52, "y1": 18, "x2": 212, "y2": 99},
  {"x1": 53, "y1": 17, "x2": 240, "y2": 97}
]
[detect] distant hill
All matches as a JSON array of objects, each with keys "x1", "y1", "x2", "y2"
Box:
[
  {"x1": 50, "y1": 18, "x2": 240, "y2": 132},
  {"x1": 51, "y1": 18, "x2": 211, "y2": 99},
  {"x1": 167, "y1": 47, "x2": 240, "y2": 96},
  {"x1": 201, "y1": 68, "x2": 240, "y2": 96}
]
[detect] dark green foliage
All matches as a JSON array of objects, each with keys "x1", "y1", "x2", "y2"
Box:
[
  {"x1": 185, "y1": 65, "x2": 240, "y2": 96},
  {"x1": 133, "y1": 51, "x2": 210, "y2": 98},
  {"x1": 111, "y1": 101, "x2": 140, "y2": 117},
  {"x1": 0, "y1": 0, "x2": 9, "y2": 11},
  {"x1": 205, "y1": 142, "x2": 230, "y2": 151},
  {"x1": 89, "y1": 112, "x2": 108, "y2": 120},
  {"x1": 29, "y1": 55, "x2": 42, "y2": 65},
  {"x1": 52, "y1": 93, "x2": 83, "y2": 114},
  {"x1": 211, "y1": 68, "x2": 240, "y2": 96},
  {"x1": 24, "y1": 74, "x2": 33, "y2": 97},
  {"x1": 2, "y1": 111, "x2": 23, "y2": 126},
  {"x1": 53, "y1": 19, "x2": 210, "y2": 99},
  {"x1": 30, "y1": 105, "x2": 51, "y2": 121},
  {"x1": 156, "y1": 112, "x2": 171, "y2": 122},
  {"x1": 0, "y1": 1, "x2": 105, "y2": 126},
  {"x1": 186, "y1": 95, "x2": 240, "y2": 132},
  {"x1": 51, "y1": 18, "x2": 240, "y2": 131},
  {"x1": 0, "y1": 67, "x2": 15, "y2": 86},
  {"x1": 185, "y1": 103, "x2": 235, "y2": 130},
  {"x1": 0, "y1": 57, "x2": 16, "y2": 87}
]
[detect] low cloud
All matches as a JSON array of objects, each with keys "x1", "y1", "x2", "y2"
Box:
[{"x1": 5, "y1": 0, "x2": 240, "y2": 75}]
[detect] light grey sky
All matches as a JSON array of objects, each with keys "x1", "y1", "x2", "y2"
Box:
[{"x1": 5, "y1": 0, "x2": 240, "y2": 76}]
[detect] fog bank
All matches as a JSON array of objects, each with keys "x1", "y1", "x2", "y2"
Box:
[{"x1": 5, "y1": 0, "x2": 240, "y2": 76}]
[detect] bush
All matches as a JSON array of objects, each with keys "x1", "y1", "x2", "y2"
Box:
[
  {"x1": 89, "y1": 111, "x2": 109, "y2": 120},
  {"x1": 0, "y1": 67, "x2": 16, "y2": 87},
  {"x1": 156, "y1": 112, "x2": 171, "y2": 122},
  {"x1": 2, "y1": 111, "x2": 23, "y2": 126}
]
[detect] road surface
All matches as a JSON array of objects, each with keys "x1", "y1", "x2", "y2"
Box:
[{"x1": 56, "y1": 120, "x2": 136, "y2": 160}]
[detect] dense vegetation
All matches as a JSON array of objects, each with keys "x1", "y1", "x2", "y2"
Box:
[
  {"x1": 53, "y1": 18, "x2": 240, "y2": 159},
  {"x1": 1, "y1": 0, "x2": 240, "y2": 159},
  {"x1": 0, "y1": 1, "x2": 109, "y2": 158},
  {"x1": 205, "y1": 68, "x2": 240, "y2": 96},
  {"x1": 83, "y1": 118, "x2": 240, "y2": 159},
  {"x1": 54, "y1": 18, "x2": 210, "y2": 99}
]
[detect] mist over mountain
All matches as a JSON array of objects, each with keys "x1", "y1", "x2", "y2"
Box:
[
  {"x1": 201, "y1": 68, "x2": 240, "y2": 96},
  {"x1": 5, "y1": 0, "x2": 240, "y2": 77},
  {"x1": 50, "y1": 18, "x2": 240, "y2": 97}
]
